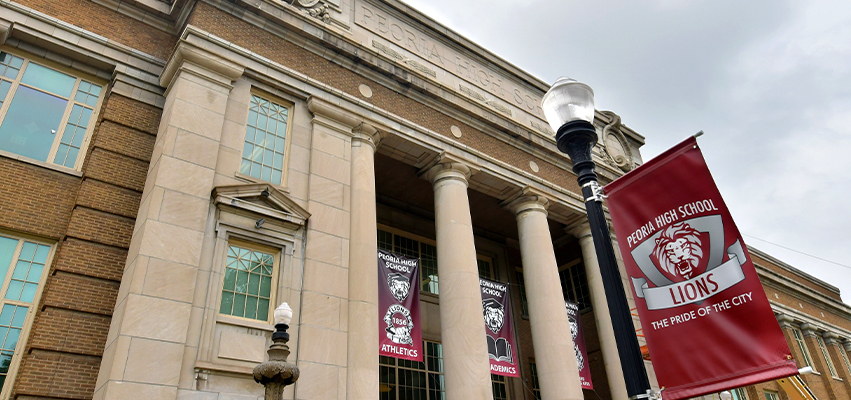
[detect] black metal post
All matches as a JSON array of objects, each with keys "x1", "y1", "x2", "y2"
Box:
[{"x1": 557, "y1": 120, "x2": 652, "y2": 399}]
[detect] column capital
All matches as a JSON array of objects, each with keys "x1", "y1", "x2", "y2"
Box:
[
  {"x1": 307, "y1": 96, "x2": 383, "y2": 146},
  {"x1": 161, "y1": 41, "x2": 245, "y2": 89},
  {"x1": 843, "y1": 339, "x2": 851, "y2": 352},
  {"x1": 799, "y1": 322, "x2": 817, "y2": 337},
  {"x1": 352, "y1": 124, "x2": 383, "y2": 152},
  {"x1": 566, "y1": 221, "x2": 592, "y2": 240},
  {"x1": 823, "y1": 331, "x2": 840, "y2": 346},
  {"x1": 502, "y1": 187, "x2": 551, "y2": 217},
  {"x1": 775, "y1": 313, "x2": 795, "y2": 329},
  {"x1": 420, "y1": 153, "x2": 479, "y2": 186}
]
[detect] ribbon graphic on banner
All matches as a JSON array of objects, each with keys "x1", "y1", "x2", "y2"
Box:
[
  {"x1": 603, "y1": 136, "x2": 797, "y2": 400},
  {"x1": 378, "y1": 249, "x2": 423, "y2": 361},
  {"x1": 632, "y1": 239, "x2": 747, "y2": 310}
]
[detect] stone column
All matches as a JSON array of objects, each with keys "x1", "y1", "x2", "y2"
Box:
[
  {"x1": 506, "y1": 189, "x2": 583, "y2": 400},
  {"x1": 570, "y1": 222, "x2": 629, "y2": 400},
  {"x1": 346, "y1": 124, "x2": 381, "y2": 400},
  {"x1": 93, "y1": 42, "x2": 244, "y2": 400},
  {"x1": 423, "y1": 158, "x2": 493, "y2": 400}
]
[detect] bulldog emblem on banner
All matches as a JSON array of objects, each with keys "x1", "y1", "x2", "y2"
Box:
[{"x1": 378, "y1": 250, "x2": 423, "y2": 361}]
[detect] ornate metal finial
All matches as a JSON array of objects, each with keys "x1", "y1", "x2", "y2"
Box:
[{"x1": 254, "y1": 303, "x2": 300, "y2": 400}]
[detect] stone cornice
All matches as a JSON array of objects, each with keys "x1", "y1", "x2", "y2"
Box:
[
  {"x1": 160, "y1": 40, "x2": 245, "y2": 89},
  {"x1": 773, "y1": 303, "x2": 851, "y2": 341},
  {"x1": 750, "y1": 246, "x2": 840, "y2": 295},
  {"x1": 757, "y1": 263, "x2": 851, "y2": 320}
]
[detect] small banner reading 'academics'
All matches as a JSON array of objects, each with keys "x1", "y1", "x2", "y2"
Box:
[
  {"x1": 378, "y1": 249, "x2": 423, "y2": 362},
  {"x1": 603, "y1": 137, "x2": 797, "y2": 400},
  {"x1": 480, "y1": 277, "x2": 519, "y2": 377},
  {"x1": 565, "y1": 301, "x2": 593, "y2": 390}
]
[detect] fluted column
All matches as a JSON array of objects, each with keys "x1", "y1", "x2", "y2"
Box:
[
  {"x1": 571, "y1": 222, "x2": 629, "y2": 400},
  {"x1": 507, "y1": 190, "x2": 583, "y2": 400},
  {"x1": 347, "y1": 125, "x2": 381, "y2": 400},
  {"x1": 424, "y1": 159, "x2": 493, "y2": 400}
]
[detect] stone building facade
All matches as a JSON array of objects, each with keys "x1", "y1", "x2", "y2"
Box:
[{"x1": 0, "y1": 0, "x2": 844, "y2": 399}]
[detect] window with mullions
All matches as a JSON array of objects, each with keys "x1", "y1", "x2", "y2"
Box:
[
  {"x1": 792, "y1": 327, "x2": 816, "y2": 370},
  {"x1": 530, "y1": 362, "x2": 541, "y2": 400},
  {"x1": 0, "y1": 235, "x2": 52, "y2": 394},
  {"x1": 816, "y1": 335, "x2": 839, "y2": 378},
  {"x1": 0, "y1": 52, "x2": 102, "y2": 169},
  {"x1": 839, "y1": 343, "x2": 851, "y2": 376},
  {"x1": 763, "y1": 390, "x2": 779, "y2": 400},
  {"x1": 730, "y1": 387, "x2": 748, "y2": 400},
  {"x1": 379, "y1": 341, "x2": 445, "y2": 400},
  {"x1": 219, "y1": 243, "x2": 277, "y2": 322},
  {"x1": 378, "y1": 229, "x2": 438, "y2": 295},
  {"x1": 560, "y1": 261, "x2": 591, "y2": 310},
  {"x1": 515, "y1": 271, "x2": 529, "y2": 318},
  {"x1": 491, "y1": 374, "x2": 507, "y2": 400},
  {"x1": 240, "y1": 94, "x2": 292, "y2": 185}
]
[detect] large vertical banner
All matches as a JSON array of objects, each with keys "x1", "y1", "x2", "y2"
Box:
[
  {"x1": 378, "y1": 250, "x2": 423, "y2": 361},
  {"x1": 480, "y1": 278, "x2": 519, "y2": 377},
  {"x1": 603, "y1": 137, "x2": 797, "y2": 400},
  {"x1": 565, "y1": 301, "x2": 593, "y2": 390}
]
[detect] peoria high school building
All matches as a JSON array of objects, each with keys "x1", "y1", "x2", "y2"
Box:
[{"x1": 0, "y1": 0, "x2": 848, "y2": 399}]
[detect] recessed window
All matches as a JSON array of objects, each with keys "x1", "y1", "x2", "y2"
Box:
[
  {"x1": 816, "y1": 335, "x2": 839, "y2": 378},
  {"x1": 530, "y1": 362, "x2": 541, "y2": 400},
  {"x1": 792, "y1": 327, "x2": 816, "y2": 371},
  {"x1": 240, "y1": 94, "x2": 292, "y2": 185},
  {"x1": 0, "y1": 235, "x2": 52, "y2": 394},
  {"x1": 0, "y1": 52, "x2": 102, "y2": 169},
  {"x1": 731, "y1": 387, "x2": 749, "y2": 400},
  {"x1": 379, "y1": 341, "x2": 445, "y2": 400},
  {"x1": 219, "y1": 243, "x2": 277, "y2": 322},
  {"x1": 763, "y1": 390, "x2": 779, "y2": 400},
  {"x1": 560, "y1": 260, "x2": 591, "y2": 310}
]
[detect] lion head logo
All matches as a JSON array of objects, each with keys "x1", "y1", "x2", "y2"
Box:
[
  {"x1": 482, "y1": 298, "x2": 505, "y2": 334},
  {"x1": 387, "y1": 273, "x2": 411, "y2": 302},
  {"x1": 652, "y1": 222, "x2": 704, "y2": 281}
]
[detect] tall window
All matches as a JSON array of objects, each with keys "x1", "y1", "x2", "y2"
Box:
[
  {"x1": 792, "y1": 327, "x2": 816, "y2": 370},
  {"x1": 378, "y1": 229, "x2": 438, "y2": 295},
  {"x1": 763, "y1": 390, "x2": 779, "y2": 400},
  {"x1": 0, "y1": 235, "x2": 52, "y2": 393},
  {"x1": 0, "y1": 52, "x2": 102, "y2": 169},
  {"x1": 816, "y1": 335, "x2": 839, "y2": 378},
  {"x1": 529, "y1": 362, "x2": 541, "y2": 400},
  {"x1": 491, "y1": 374, "x2": 507, "y2": 400},
  {"x1": 515, "y1": 270, "x2": 529, "y2": 318},
  {"x1": 219, "y1": 242, "x2": 277, "y2": 322},
  {"x1": 240, "y1": 94, "x2": 292, "y2": 185},
  {"x1": 731, "y1": 387, "x2": 748, "y2": 400},
  {"x1": 839, "y1": 343, "x2": 851, "y2": 376},
  {"x1": 560, "y1": 261, "x2": 591, "y2": 310},
  {"x1": 380, "y1": 341, "x2": 445, "y2": 400}
]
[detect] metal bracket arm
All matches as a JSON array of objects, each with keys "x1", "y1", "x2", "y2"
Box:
[{"x1": 583, "y1": 181, "x2": 607, "y2": 203}]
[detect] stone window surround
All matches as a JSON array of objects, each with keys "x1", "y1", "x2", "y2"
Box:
[
  {"x1": 196, "y1": 184, "x2": 309, "y2": 380},
  {"x1": 0, "y1": 232, "x2": 55, "y2": 400},
  {"x1": 0, "y1": 46, "x2": 106, "y2": 175}
]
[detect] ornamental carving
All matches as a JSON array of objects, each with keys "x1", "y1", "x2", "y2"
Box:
[
  {"x1": 598, "y1": 111, "x2": 635, "y2": 172},
  {"x1": 294, "y1": 0, "x2": 339, "y2": 24}
]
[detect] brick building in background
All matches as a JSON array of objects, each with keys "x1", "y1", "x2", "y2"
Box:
[{"x1": 0, "y1": 0, "x2": 846, "y2": 399}]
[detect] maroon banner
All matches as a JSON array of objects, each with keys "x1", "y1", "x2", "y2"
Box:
[
  {"x1": 603, "y1": 137, "x2": 797, "y2": 400},
  {"x1": 480, "y1": 277, "x2": 519, "y2": 377},
  {"x1": 565, "y1": 301, "x2": 593, "y2": 390},
  {"x1": 378, "y1": 249, "x2": 423, "y2": 361}
]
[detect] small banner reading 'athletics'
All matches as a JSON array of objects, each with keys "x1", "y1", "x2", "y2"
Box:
[
  {"x1": 603, "y1": 137, "x2": 797, "y2": 400},
  {"x1": 480, "y1": 277, "x2": 519, "y2": 377},
  {"x1": 378, "y1": 249, "x2": 423, "y2": 362},
  {"x1": 565, "y1": 301, "x2": 593, "y2": 390}
]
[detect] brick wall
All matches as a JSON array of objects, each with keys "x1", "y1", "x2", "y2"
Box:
[
  {"x1": 12, "y1": 93, "x2": 160, "y2": 400},
  {"x1": 12, "y1": 0, "x2": 176, "y2": 60},
  {"x1": 187, "y1": 2, "x2": 582, "y2": 195}
]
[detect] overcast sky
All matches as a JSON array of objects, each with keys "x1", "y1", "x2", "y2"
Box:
[{"x1": 400, "y1": 0, "x2": 851, "y2": 303}]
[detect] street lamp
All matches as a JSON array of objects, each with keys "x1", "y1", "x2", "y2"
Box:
[
  {"x1": 542, "y1": 77, "x2": 654, "y2": 399},
  {"x1": 720, "y1": 391, "x2": 733, "y2": 400},
  {"x1": 254, "y1": 302, "x2": 300, "y2": 400}
]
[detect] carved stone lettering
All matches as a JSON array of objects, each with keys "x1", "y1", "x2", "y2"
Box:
[{"x1": 356, "y1": 1, "x2": 545, "y2": 119}]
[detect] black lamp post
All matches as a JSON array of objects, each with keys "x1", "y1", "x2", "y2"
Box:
[
  {"x1": 542, "y1": 77, "x2": 653, "y2": 399},
  {"x1": 254, "y1": 302, "x2": 300, "y2": 400}
]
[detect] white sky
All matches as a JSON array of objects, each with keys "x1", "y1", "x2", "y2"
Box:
[{"x1": 400, "y1": 0, "x2": 851, "y2": 303}]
